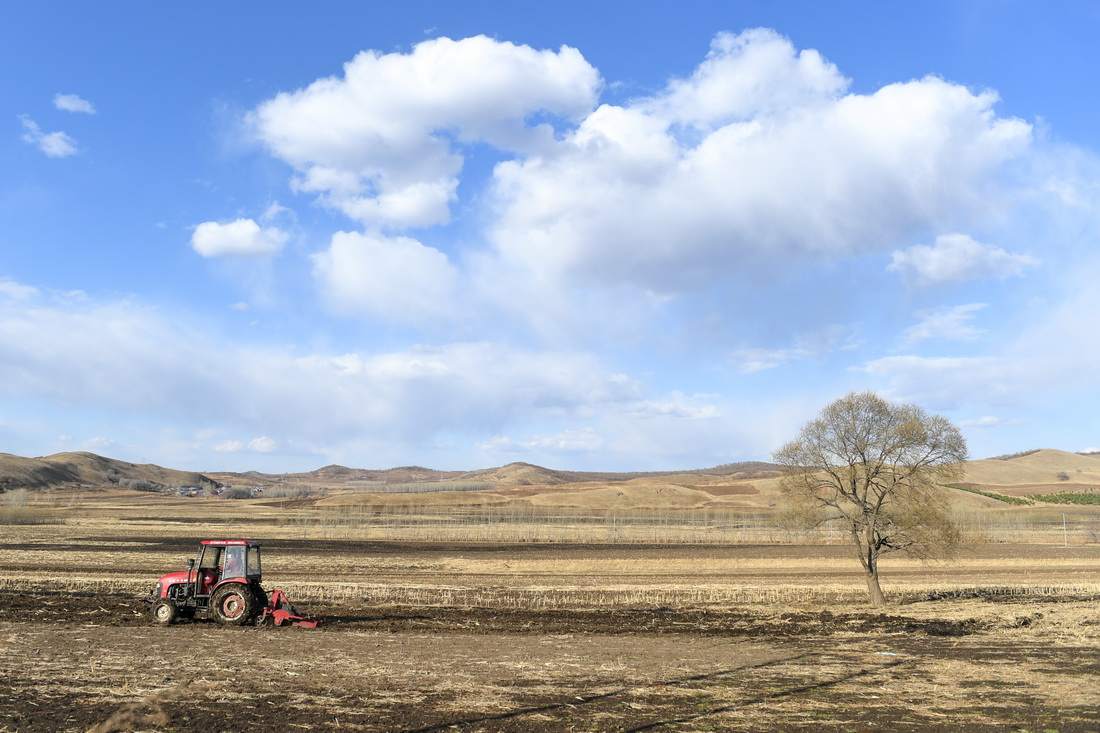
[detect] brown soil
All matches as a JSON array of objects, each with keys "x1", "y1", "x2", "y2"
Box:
[{"x1": 2, "y1": 555, "x2": 1099, "y2": 731}]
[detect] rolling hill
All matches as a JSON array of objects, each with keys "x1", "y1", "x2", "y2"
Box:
[
  {"x1": 3, "y1": 449, "x2": 1098, "y2": 512},
  {"x1": 960, "y1": 449, "x2": 1100, "y2": 496},
  {"x1": 0, "y1": 451, "x2": 220, "y2": 492}
]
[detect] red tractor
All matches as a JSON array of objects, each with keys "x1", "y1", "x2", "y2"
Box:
[{"x1": 145, "y1": 539, "x2": 319, "y2": 627}]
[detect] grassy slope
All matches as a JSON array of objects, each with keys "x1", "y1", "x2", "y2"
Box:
[{"x1": 0, "y1": 451, "x2": 218, "y2": 491}]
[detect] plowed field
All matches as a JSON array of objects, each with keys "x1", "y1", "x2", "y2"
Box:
[{"x1": 1, "y1": 535, "x2": 1099, "y2": 731}]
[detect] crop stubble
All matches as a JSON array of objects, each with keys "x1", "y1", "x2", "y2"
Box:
[{"x1": 1, "y1": 525, "x2": 1100, "y2": 730}]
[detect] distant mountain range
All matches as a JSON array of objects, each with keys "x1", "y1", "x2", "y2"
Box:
[
  {"x1": 0, "y1": 450, "x2": 780, "y2": 492},
  {"x1": 209, "y1": 459, "x2": 783, "y2": 489},
  {"x1": 2, "y1": 449, "x2": 1097, "y2": 495}
]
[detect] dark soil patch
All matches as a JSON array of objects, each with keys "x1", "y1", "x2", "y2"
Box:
[{"x1": 0, "y1": 591, "x2": 990, "y2": 637}]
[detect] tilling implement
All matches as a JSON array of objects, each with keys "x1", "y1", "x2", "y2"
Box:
[
  {"x1": 144, "y1": 540, "x2": 322, "y2": 628},
  {"x1": 260, "y1": 588, "x2": 322, "y2": 628}
]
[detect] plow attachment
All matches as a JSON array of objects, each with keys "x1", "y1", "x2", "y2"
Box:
[{"x1": 261, "y1": 588, "x2": 323, "y2": 628}]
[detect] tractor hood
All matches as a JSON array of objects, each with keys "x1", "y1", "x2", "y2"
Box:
[{"x1": 157, "y1": 570, "x2": 191, "y2": 586}]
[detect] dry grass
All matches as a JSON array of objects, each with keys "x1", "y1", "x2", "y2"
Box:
[
  {"x1": 964, "y1": 448, "x2": 1100, "y2": 486},
  {"x1": 4, "y1": 512, "x2": 1100, "y2": 614}
]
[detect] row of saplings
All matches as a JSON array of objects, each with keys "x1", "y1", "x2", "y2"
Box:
[{"x1": 144, "y1": 540, "x2": 320, "y2": 628}]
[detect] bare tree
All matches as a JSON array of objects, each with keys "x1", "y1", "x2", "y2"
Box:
[{"x1": 773, "y1": 391, "x2": 968, "y2": 606}]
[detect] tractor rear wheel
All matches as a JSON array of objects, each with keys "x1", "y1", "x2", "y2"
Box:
[
  {"x1": 211, "y1": 583, "x2": 257, "y2": 626},
  {"x1": 151, "y1": 599, "x2": 179, "y2": 625}
]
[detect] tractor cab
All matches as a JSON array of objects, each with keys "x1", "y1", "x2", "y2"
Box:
[{"x1": 191, "y1": 540, "x2": 262, "y2": 597}]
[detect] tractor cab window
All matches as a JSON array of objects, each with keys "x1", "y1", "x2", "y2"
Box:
[
  {"x1": 246, "y1": 546, "x2": 262, "y2": 577},
  {"x1": 198, "y1": 546, "x2": 221, "y2": 570},
  {"x1": 222, "y1": 545, "x2": 246, "y2": 577}
]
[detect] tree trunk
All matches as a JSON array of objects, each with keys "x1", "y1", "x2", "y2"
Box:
[{"x1": 866, "y1": 570, "x2": 886, "y2": 606}]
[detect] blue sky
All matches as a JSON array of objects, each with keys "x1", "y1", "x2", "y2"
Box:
[{"x1": 3, "y1": 2, "x2": 1098, "y2": 472}]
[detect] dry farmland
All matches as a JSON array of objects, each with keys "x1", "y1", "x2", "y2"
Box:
[{"x1": 1, "y1": 486, "x2": 1100, "y2": 732}]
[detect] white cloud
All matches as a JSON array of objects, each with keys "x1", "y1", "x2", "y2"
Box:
[
  {"x1": 960, "y1": 416, "x2": 1026, "y2": 427},
  {"x1": 904, "y1": 303, "x2": 987, "y2": 343},
  {"x1": 860, "y1": 354, "x2": 1021, "y2": 409},
  {"x1": 888, "y1": 233, "x2": 1039, "y2": 288},
  {"x1": 483, "y1": 427, "x2": 605, "y2": 455},
  {"x1": 80, "y1": 436, "x2": 115, "y2": 451},
  {"x1": 625, "y1": 394, "x2": 720, "y2": 420},
  {"x1": 473, "y1": 388, "x2": 795, "y2": 471},
  {"x1": 480, "y1": 394, "x2": 727, "y2": 465},
  {"x1": 731, "y1": 348, "x2": 800, "y2": 374},
  {"x1": 53, "y1": 93, "x2": 96, "y2": 114},
  {"x1": 861, "y1": 257, "x2": 1100, "y2": 416},
  {"x1": 587, "y1": 393, "x2": 796, "y2": 470},
  {"x1": 0, "y1": 281, "x2": 39, "y2": 300},
  {"x1": 312, "y1": 231, "x2": 459, "y2": 325},
  {"x1": 0, "y1": 285, "x2": 640, "y2": 450},
  {"x1": 249, "y1": 436, "x2": 277, "y2": 453},
  {"x1": 240, "y1": 29, "x2": 1041, "y2": 342},
  {"x1": 250, "y1": 35, "x2": 600, "y2": 228},
  {"x1": 18, "y1": 114, "x2": 78, "y2": 157},
  {"x1": 488, "y1": 30, "x2": 1032, "y2": 294},
  {"x1": 214, "y1": 436, "x2": 278, "y2": 453},
  {"x1": 645, "y1": 29, "x2": 848, "y2": 128},
  {"x1": 731, "y1": 325, "x2": 860, "y2": 373},
  {"x1": 190, "y1": 218, "x2": 288, "y2": 258},
  {"x1": 1007, "y1": 263, "x2": 1100, "y2": 389}
]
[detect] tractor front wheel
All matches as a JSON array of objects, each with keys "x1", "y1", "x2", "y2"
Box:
[
  {"x1": 211, "y1": 583, "x2": 257, "y2": 626},
  {"x1": 151, "y1": 599, "x2": 179, "y2": 625}
]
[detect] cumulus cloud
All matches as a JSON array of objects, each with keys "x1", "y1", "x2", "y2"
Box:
[
  {"x1": 53, "y1": 93, "x2": 96, "y2": 114},
  {"x1": 904, "y1": 303, "x2": 987, "y2": 343},
  {"x1": 888, "y1": 233, "x2": 1039, "y2": 288},
  {"x1": 190, "y1": 218, "x2": 288, "y2": 257},
  {"x1": 645, "y1": 29, "x2": 849, "y2": 128},
  {"x1": 18, "y1": 114, "x2": 78, "y2": 157},
  {"x1": 312, "y1": 231, "x2": 459, "y2": 325},
  {"x1": 250, "y1": 35, "x2": 601, "y2": 229},
  {"x1": 488, "y1": 29, "x2": 1033, "y2": 293},
  {"x1": 243, "y1": 29, "x2": 1039, "y2": 335}
]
